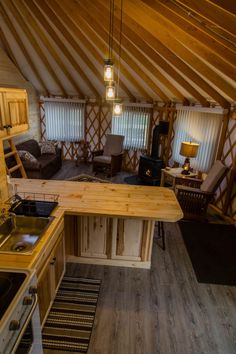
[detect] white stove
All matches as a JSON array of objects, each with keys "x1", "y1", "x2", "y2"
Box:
[{"x1": 0, "y1": 268, "x2": 43, "y2": 354}]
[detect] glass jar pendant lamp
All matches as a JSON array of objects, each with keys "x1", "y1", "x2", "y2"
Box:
[
  {"x1": 106, "y1": 82, "x2": 116, "y2": 100},
  {"x1": 104, "y1": 59, "x2": 114, "y2": 82},
  {"x1": 113, "y1": 101, "x2": 123, "y2": 116}
]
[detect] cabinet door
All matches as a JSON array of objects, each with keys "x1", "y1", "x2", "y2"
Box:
[
  {"x1": 37, "y1": 231, "x2": 65, "y2": 325},
  {"x1": 80, "y1": 216, "x2": 109, "y2": 259},
  {"x1": 0, "y1": 88, "x2": 29, "y2": 138},
  {"x1": 53, "y1": 231, "x2": 65, "y2": 292},
  {"x1": 37, "y1": 261, "x2": 53, "y2": 325},
  {"x1": 112, "y1": 219, "x2": 144, "y2": 261}
]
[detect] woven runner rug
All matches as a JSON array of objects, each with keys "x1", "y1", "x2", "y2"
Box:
[{"x1": 42, "y1": 276, "x2": 101, "y2": 353}]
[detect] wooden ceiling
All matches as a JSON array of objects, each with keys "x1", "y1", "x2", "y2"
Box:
[{"x1": 0, "y1": 0, "x2": 235, "y2": 108}]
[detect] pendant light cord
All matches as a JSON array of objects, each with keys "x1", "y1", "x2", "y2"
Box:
[
  {"x1": 109, "y1": 0, "x2": 115, "y2": 59},
  {"x1": 117, "y1": 0, "x2": 123, "y2": 96}
]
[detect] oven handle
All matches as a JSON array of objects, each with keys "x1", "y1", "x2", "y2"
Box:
[{"x1": 11, "y1": 294, "x2": 39, "y2": 354}]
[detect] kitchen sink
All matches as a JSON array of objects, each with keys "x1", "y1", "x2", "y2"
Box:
[{"x1": 0, "y1": 215, "x2": 54, "y2": 254}]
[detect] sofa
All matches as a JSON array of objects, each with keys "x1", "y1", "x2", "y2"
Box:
[{"x1": 5, "y1": 139, "x2": 62, "y2": 179}]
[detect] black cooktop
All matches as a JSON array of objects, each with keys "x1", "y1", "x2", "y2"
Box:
[
  {"x1": 9, "y1": 200, "x2": 58, "y2": 217},
  {"x1": 0, "y1": 271, "x2": 26, "y2": 321}
]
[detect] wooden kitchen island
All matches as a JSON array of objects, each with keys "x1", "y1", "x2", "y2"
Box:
[{"x1": 6, "y1": 178, "x2": 183, "y2": 269}]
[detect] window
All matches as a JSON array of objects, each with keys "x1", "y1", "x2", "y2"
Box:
[
  {"x1": 44, "y1": 99, "x2": 85, "y2": 142},
  {"x1": 112, "y1": 106, "x2": 151, "y2": 150},
  {"x1": 172, "y1": 108, "x2": 222, "y2": 172}
]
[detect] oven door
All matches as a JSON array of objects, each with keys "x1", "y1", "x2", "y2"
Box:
[{"x1": 11, "y1": 295, "x2": 43, "y2": 354}]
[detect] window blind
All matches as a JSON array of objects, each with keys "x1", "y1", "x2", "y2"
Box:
[
  {"x1": 44, "y1": 100, "x2": 85, "y2": 142},
  {"x1": 172, "y1": 109, "x2": 222, "y2": 172},
  {"x1": 112, "y1": 106, "x2": 150, "y2": 150}
]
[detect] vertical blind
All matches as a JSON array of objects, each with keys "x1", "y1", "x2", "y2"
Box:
[
  {"x1": 44, "y1": 100, "x2": 85, "y2": 141},
  {"x1": 172, "y1": 109, "x2": 222, "y2": 172},
  {"x1": 112, "y1": 106, "x2": 151, "y2": 150}
]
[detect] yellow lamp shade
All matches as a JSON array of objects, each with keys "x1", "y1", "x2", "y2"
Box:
[{"x1": 180, "y1": 141, "x2": 199, "y2": 158}]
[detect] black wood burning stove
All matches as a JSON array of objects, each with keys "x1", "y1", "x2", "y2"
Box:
[{"x1": 138, "y1": 121, "x2": 169, "y2": 185}]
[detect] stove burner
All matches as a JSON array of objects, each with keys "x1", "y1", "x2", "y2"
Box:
[{"x1": 0, "y1": 271, "x2": 27, "y2": 321}]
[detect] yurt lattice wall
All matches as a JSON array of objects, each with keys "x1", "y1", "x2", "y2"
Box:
[{"x1": 215, "y1": 115, "x2": 236, "y2": 221}]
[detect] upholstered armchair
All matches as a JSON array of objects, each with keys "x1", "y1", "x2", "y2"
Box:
[
  {"x1": 92, "y1": 134, "x2": 124, "y2": 177},
  {"x1": 175, "y1": 160, "x2": 228, "y2": 221}
]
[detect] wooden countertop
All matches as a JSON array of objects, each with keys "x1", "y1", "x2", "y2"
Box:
[
  {"x1": 0, "y1": 178, "x2": 183, "y2": 269},
  {"x1": 11, "y1": 178, "x2": 183, "y2": 221}
]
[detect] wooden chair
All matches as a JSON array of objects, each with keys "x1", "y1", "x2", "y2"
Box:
[
  {"x1": 92, "y1": 134, "x2": 124, "y2": 177},
  {"x1": 175, "y1": 160, "x2": 229, "y2": 221}
]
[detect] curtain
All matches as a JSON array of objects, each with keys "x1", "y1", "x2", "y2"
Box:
[
  {"x1": 172, "y1": 109, "x2": 222, "y2": 172},
  {"x1": 44, "y1": 100, "x2": 85, "y2": 142},
  {"x1": 112, "y1": 106, "x2": 151, "y2": 150}
]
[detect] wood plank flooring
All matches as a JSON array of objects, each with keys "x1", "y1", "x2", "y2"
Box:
[
  {"x1": 50, "y1": 161, "x2": 236, "y2": 354},
  {"x1": 65, "y1": 222, "x2": 236, "y2": 354},
  {"x1": 51, "y1": 160, "x2": 132, "y2": 184}
]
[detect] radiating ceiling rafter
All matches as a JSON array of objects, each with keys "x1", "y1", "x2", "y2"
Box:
[
  {"x1": 158, "y1": 0, "x2": 236, "y2": 55},
  {"x1": 111, "y1": 2, "x2": 211, "y2": 105},
  {"x1": 124, "y1": 0, "x2": 231, "y2": 107},
  {"x1": 0, "y1": 2, "x2": 48, "y2": 95},
  {"x1": 209, "y1": 0, "x2": 236, "y2": 16},
  {"x1": 142, "y1": 0, "x2": 236, "y2": 70},
  {"x1": 175, "y1": 0, "x2": 236, "y2": 38},
  {"x1": 53, "y1": 0, "x2": 150, "y2": 100},
  {"x1": 46, "y1": 0, "x2": 134, "y2": 100},
  {"x1": 96, "y1": 0, "x2": 188, "y2": 103},
  {"x1": 15, "y1": 0, "x2": 84, "y2": 98},
  {"x1": 76, "y1": 0, "x2": 171, "y2": 102},
  {"x1": 3, "y1": 0, "x2": 67, "y2": 96},
  {"x1": 24, "y1": 0, "x2": 99, "y2": 98}
]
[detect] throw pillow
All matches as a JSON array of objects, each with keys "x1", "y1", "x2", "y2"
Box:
[
  {"x1": 18, "y1": 150, "x2": 38, "y2": 163},
  {"x1": 18, "y1": 150, "x2": 40, "y2": 170},
  {"x1": 39, "y1": 141, "x2": 56, "y2": 155}
]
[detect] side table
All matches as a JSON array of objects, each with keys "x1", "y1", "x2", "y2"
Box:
[{"x1": 160, "y1": 167, "x2": 197, "y2": 188}]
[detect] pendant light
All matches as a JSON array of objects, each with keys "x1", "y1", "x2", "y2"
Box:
[
  {"x1": 106, "y1": 82, "x2": 116, "y2": 100},
  {"x1": 104, "y1": 0, "x2": 114, "y2": 84}
]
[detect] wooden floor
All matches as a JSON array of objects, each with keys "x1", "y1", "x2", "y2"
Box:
[
  {"x1": 51, "y1": 160, "x2": 133, "y2": 183},
  {"x1": 65, "y1": 222, "x2": 236, "y2": 354},
  {"x1": 50, "y1": 161, "x2": 236, "y2": 354}
]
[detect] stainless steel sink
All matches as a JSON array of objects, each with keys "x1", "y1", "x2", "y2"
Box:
[{"x1": 0, "y1": 215, "x2": 54, "y2": 254}]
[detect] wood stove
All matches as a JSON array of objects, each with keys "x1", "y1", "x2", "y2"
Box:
[{"x1": 138, "y1": 121, "x2": 169, "y2": 185}]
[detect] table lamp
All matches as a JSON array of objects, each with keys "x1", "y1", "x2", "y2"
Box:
[{"x1": 180, "y1": 141, "x2": 199, "y2": 175}]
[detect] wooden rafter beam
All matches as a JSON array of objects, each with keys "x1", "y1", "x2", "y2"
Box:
[
  {"x1": 142, "y1": 0, "x2": 236, "y2": 70},
  {"x1": 47, "y1": 0, "x2": 134, "y2": 100},
  {"x1": 96, "y1": 0, "x2": 188, "y2": 103},
  {"x1": 158, "y1": 0, "x2": 236, "y2": 55},
  {"x1": 3, "y1": 0, "x2": 67, "y2": 96},
  {"x1": 0, "y1": 4, "x2": 48, "y2": 95},
  {"x1": 175, "y1": 0, "x2": 236, "y2": 37},
  {"x1": 124, "y1": 0, "x2": 231, "y2": 107},
  {"x1": 0, "y1": 27, "x2": 17, "y2": 66},
  {"x1": 24, "y1": 0, "x2": 100, "y2": 98},
  {"x1": 54, "y1": 0, "x2": 150, "y2": 100},
  {"x1": 110, "y1": 2, "x2": 213, "y2": 106},
  {"x1": 87, "y1": 0, "x2": 170, "y2": 102},
  {"x1": 209, "y1": 0, "x2": 236, "y2": 16},
  {"x1": 69, "y1": 1, "x2": 161, "y2": 101},
  {"x1": 15, "y1": 0, "x2": 84, "y2": 98}
]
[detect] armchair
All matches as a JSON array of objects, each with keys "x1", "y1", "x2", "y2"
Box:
[
  {"x1": 92, "y1": 134, "x2": 124, "y2": 177},
  {"x1": 175, "y1": 160, "x2": 228, "y2": 221}
]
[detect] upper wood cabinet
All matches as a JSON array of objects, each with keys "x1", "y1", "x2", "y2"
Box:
[{"x1": 0, "y1": 87, "x2": 29, "y2": 139}]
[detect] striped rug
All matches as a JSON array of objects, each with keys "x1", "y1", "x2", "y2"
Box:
[{"x1": 42, "y1": 276, "x2": 101, "y2": 353}]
